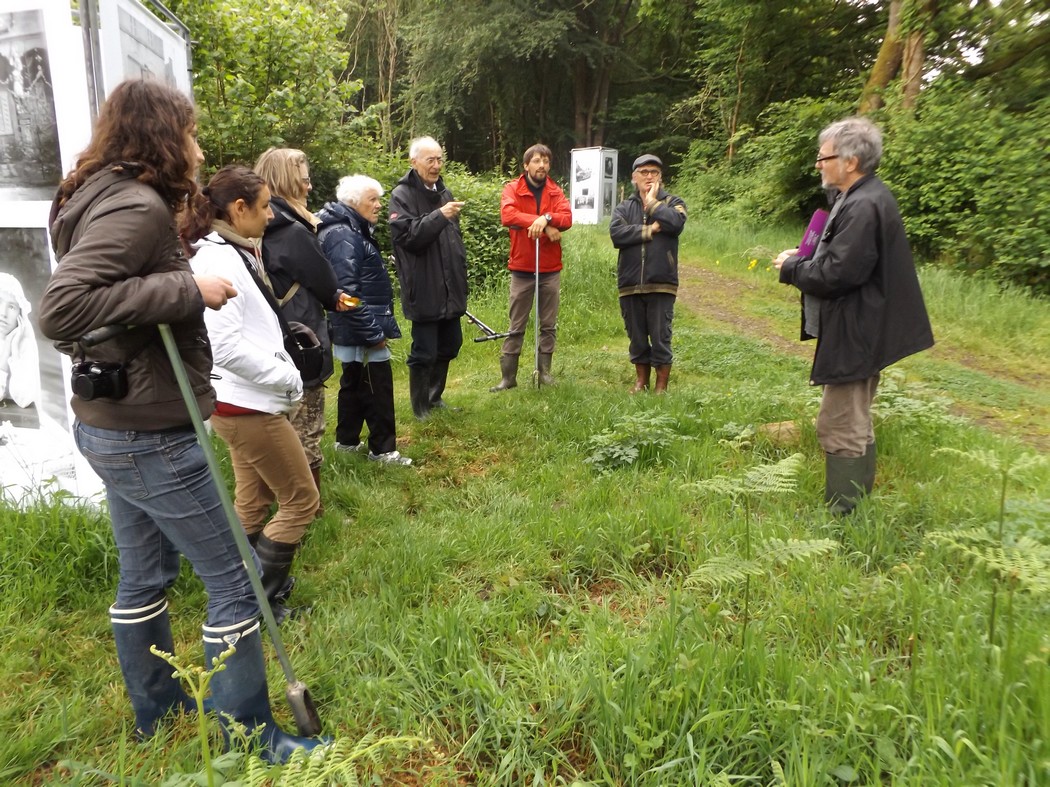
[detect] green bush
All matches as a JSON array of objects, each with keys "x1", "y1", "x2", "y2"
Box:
[
  {"x1": 676, "y1": 79, "x2": 1050, "y2": 294},
  {"x1": 443, "y1": 167, "x2": 510, "y2": 291},
  {"x1": 880, "y1": 81, "x2": 1050, "y2": 293},
  {"x1": 675, "y1": 93, "x2": 855, "y2": 224}
]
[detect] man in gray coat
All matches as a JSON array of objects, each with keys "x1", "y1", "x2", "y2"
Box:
[{"x1": 774, "y1": 117, "x2": 933, "y2": 514}]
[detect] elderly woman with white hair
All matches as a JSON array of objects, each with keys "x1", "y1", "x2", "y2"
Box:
[
  {"x1": 316, "y1": 175, "x2": 411, "y2": 466},
  {"x1": 0, "y1": 272, "x2": 41, "y2": 428}
]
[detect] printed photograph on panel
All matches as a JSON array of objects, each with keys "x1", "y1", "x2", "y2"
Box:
[
  {"x1": 1, "y1": 227, "x2": 78, "y2": 503},
  {"x1": 98, "y1": 0, "x2": 191, "y2": 94},
  {"x1": 0, "y1": 10, "x2": 61, "y2": 201}
]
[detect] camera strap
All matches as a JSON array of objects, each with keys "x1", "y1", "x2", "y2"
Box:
[{"x1": 226, "y1": 243, "x2": 301, "y2": 346}]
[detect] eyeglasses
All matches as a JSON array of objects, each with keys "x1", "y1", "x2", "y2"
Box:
[
  {"x1": 301, "y1": 177, "x2": 312, "y2": 186},
  {"x1": 815, "y1": 154, "x2": 840, "y2": 164},
  {"x1": 422, "y1": 156, "x2": 444, "y2": 166},
  {"x1": 636, "y1": 168, "x2": 661, "y2": 177}
]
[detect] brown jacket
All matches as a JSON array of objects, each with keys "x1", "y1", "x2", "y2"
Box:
[{"x1": 40, "y1": 165, "x2": 215, "y2": 430}]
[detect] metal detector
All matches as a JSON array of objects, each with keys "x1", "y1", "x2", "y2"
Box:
[
  {"x1": 464, "y1": 311, "x2": 520, "y2": 343},
  {"x1": 80, "y1": 323, "x2": 323, "y2": 736}
]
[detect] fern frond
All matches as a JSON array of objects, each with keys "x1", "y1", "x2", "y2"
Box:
[
  {"x1": 927, "y1": 527, "x2": 997, "y2": 547},
  {"x1": 741, "y1": 453, "x2": 805, "y2": 495},
  {"x1": 928, "y1": 531, "x2": 1050, "y2": 594},
  {"x1": 688, "y1": 475, "x2": 742, "y2": 496},
  {"x1": 758, "y1": 538, "x2": 839, "y2": 566},
  {"x1": 977, "y1": 545, "x2": 1050, "y2": 594},
  {"x1": 934, "y1": 447, "x2": 1048, "y2": 483},
  {"x1": 238, "y1": 734, "x2": 428, "y2": 787},
  {"x1": 685, "y1": 556, "x2": 764, "y2": 587}
]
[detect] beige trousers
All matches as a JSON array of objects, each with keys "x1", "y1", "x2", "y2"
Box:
[
  {"x1": 816, "y1": 374, "x2": 880, "y2": 457},
  {"x1": 211, "y1": 412, "x2": 319, "y2": 545}
]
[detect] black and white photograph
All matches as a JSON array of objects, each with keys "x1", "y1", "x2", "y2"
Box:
[
  {"x1": 574, "y1": 189, "x2": 595, "y2": 211},
  {"x1": 98, "y1": 0, "x2": 191, "y2": 95},
  {"x1": 0, "y1": 9, "x2": 60, "y2": 201},
  {"x1": 0, "y1": 227, "x2": 81, "y2": 504}
]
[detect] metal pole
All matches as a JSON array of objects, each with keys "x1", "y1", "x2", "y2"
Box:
[
  {"x1": 158, "y1": 324, "x2": 322, "y2": 736},
  {"x1": 533, "y1": 237, "x2": 541, "y2": 388}
]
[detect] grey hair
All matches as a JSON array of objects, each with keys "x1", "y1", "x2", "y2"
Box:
[
  {"x1": 409, "y1": 136, "x2": 442, "y2": 160},
  {"x1": 819, "y1": 116, "x2": 883, "y2": 174},
  {"x1": 336, "y1": 174, "x2": 384, "y2": 207}
]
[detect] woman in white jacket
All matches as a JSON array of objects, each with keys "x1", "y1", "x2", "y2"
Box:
[{"x1": 182, "y1": 165, "x2": 317, "y2": 624}]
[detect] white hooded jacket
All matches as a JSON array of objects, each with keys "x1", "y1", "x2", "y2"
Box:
[{"x1": 190, "y1": 232, "x2": 302, "y2": 414}]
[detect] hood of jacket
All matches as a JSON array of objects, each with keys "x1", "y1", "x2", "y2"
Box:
[
  {"x1": 50, "y1": 164, "x2": 145, "y2": 258},
  {"x1": 316, "y1": 200, "x2": 372, "y2": 237},
  {"x1": 269, "y1": 195, "x2": 318, "y2": 234}
]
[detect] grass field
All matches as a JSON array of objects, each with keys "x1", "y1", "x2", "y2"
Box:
[{"x1": 2, "y1": 221, "x2": 1048, "y2": 785}]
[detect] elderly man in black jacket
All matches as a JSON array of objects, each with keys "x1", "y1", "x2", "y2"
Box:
[
  {"x1": 388, "y1": 136, "x2": 468, "y2": 419},
  {"x1": 775, "y1": 116, "x2": 934, "y2": 515}
]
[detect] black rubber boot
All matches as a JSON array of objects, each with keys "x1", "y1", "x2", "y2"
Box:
[
  {"x1": 489, "y1": 354, "x2": 519, "y2": 392},
  {"x1": 429, "y1": 360, "x2": 455, "y2": 408},
  {"x1": 254, "y1": 535, "x2": 302, "y2": 625},
  {"x1": 537, "y1": 353, "x2": 555, "y2": 386},
  {"x1": 862, "y1": 442, "x2": 877, "y2": 494},
  {"x1": 203, "y1": 617, "x2": 329, "y2": 764},
  {"x1": 825, "y1": 452, "x2": 869, "y2": 515},
  {"x1": 409, "y1": 365, "x2": 431, "y2": 420},
  {"x1": 111, "y1": 598, "x2": 195, "y2": 738}
]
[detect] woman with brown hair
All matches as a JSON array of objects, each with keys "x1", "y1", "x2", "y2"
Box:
[
  {"x1": 39, "y1": 80, "x2": 326, "y2": 762},
  {"x1": 254, "y1": 148, "x2": 343, "y2": 510},
  {"x1": 181, "y1": 164, "x2": 324, "y2": 628}
]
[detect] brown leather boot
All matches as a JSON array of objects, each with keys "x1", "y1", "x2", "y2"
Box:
[
  {"x1": 654, "y1": 364, "x2": 671, "y2": 394},
  {"x1": 630, "y1": 363, "x2": 651, "y2": 394}
]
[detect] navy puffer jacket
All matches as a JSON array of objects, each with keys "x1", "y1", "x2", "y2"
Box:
[{"x1": 316, "y1": 201, "x2": 401, "y2": 347}]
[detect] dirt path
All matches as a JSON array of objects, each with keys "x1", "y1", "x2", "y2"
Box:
[{"x1": 676, "y1": 260, "x2": 1049, "y2": 451}]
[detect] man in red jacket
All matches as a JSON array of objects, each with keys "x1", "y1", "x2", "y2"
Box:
[{"x1": 491, "y1": 143, "x2": 572, "y2": 390}]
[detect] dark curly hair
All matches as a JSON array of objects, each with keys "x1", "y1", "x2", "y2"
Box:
[{"x1": 56, "y1": 79, "x2": 198, "y2": 210}]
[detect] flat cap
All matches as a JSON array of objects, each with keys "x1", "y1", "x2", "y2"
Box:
[{"x1": 632, "y1": 154, "x2": 663, "y2": 171}]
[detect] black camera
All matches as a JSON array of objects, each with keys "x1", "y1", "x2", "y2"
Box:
[{"x1": 71, "y1": 361, "x2": 128, "y2": 401}]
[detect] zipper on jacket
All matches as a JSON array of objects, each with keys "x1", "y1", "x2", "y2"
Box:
[{"x1": 640, "y1": 201, "x2": 647, "y2": 287}]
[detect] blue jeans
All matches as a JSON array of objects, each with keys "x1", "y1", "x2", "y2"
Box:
[{"x1": 75, "y1": 422, "x2": 259, "y2": 626}]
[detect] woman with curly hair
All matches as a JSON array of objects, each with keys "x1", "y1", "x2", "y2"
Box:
[{"x1": 39, "y1": 80, "x2": 326, "y2": 763}]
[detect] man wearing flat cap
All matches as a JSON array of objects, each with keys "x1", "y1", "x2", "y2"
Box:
[{"x1": 609, "y1": 154, "x2": 687, "y2": 393}]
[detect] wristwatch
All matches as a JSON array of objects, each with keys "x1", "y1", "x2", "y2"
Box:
[{"x1": 543, "y1": 213, "x2": 552, "y2": 223}]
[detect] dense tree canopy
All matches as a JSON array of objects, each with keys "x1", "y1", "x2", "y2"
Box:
[{"x1": 168, "y1": 0, "x2": 1049, "y2": 290}]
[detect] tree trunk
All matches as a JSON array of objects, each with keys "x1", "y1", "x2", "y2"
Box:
[
  {"x1": 859, "y1": 0, "x2": 904, "y2": 114},
  {"x1": 900, "y1": 28, "x2": 924, "y2": 109}
]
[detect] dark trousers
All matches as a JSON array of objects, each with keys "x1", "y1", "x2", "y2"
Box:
[
  {"x1": 336, "y1": 359, "x2": 397, "y2": 455},
  {"x1": 620, "y1": 292, "x2": 675, "y2": 366},
  {"x1": 407, "y1": 318, "x2": 463, "y2": 369}
]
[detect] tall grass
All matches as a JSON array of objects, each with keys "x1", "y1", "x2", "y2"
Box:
[{"x1": 2, "y1": 222, "x2": 1048, "y2": 785}]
